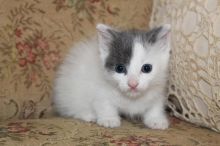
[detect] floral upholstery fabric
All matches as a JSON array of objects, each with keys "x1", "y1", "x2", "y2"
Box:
[
  {"x1": 0, "y1": 117, "x2": 219, "y2": 146},
  {"x1": 0, "y1": 0, "x2": 152, "y2": 121},
  {"x1": 150, "y1": 0, "x2": 220, "y2": 132},
  {"x1": 1, "y1": 0, "x2": 219, "y2": 145}
]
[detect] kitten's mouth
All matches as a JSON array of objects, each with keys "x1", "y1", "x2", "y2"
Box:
[
  {"x1": 129, "y1": 88, "x2": 138, "y2": 93},
  {"x1": 124, "y1": 88, "x2": 142, "y2": 98},
  {"x1": 119, "y1": 86, "x2": 142, "y2": 98}
]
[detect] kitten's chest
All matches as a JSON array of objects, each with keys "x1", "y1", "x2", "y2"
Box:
[{"x1": 116, "y1": 97, "x2": 150, "y2": 115}]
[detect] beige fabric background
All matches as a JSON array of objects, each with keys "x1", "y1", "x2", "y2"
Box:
[
  {"x1": 0, "y1": 0, "x2": 153, "y2": 121},
  {"x1": 1, "y1": 117, "x2": 220, "y2": 146},
  {"x1": 0, "y1": 2, "x2": 220, "y2": 146},
  {"x1": 150, "y1": 0, "x2": 220, "y2": 132}
]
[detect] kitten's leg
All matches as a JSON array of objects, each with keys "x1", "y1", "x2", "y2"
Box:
[
  {"x1": 94, "y1": 102, "x2": 121, "y2": 128},
  {"x1": 143, "y1": 102, "x2": 169, "y2": 130},
  {"x1": 74, "y1": 110, "x2": 96, "y2": 122}
]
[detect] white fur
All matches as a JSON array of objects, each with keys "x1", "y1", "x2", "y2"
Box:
[{"x1": 53, "y1": 24, "x2": 171, "y2": 129}]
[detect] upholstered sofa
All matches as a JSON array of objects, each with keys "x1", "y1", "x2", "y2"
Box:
[{"x1": 0, "y1": 0, "x2": 219, "y2": 145}]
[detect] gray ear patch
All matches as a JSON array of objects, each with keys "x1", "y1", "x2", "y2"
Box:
[
  {"x1": 145, "y1": 24, "x2": 171, "y2": 44},
  {"x1": 145, "y1": 26, "x2": 162, "y2": 44}
]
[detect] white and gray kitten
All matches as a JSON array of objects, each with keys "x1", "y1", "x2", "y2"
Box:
[{"x1": 53, "y1": 24, "x2": 171, "y2": 129}]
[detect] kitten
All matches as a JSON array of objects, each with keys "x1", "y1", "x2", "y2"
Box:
[{"x1": 53, "y1": 24, "x2": 171, "y2": 129}]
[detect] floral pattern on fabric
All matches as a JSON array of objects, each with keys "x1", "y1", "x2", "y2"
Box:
[
  {"x1": 0, "y1": 117, "x2": 219, "y2": 146},
  {"x1": 0, "y1": 0, "x2": 152, "y2": 120}
]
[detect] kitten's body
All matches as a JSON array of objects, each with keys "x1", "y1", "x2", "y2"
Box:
[{"x1": 53, "y1": 24, "x2": 171, "y2": 129}]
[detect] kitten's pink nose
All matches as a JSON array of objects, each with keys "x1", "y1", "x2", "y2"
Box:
[{"x1": 128, "y1": 80, "x2": 139, "y2": 89}]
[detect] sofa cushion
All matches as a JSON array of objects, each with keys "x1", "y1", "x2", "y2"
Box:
[
  {"x1": 150, "y1": 0, "x2": 220, "y2": 132},
  {"x1": 0, "y1": 0, "x2": 153, "y2": 121},
  {"x1": 0, "y1": 117, "x2": 219, "y2": 146}
]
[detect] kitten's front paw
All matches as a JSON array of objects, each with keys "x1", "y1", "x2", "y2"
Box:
[
  {"x1": 97, "y1": 117, "x2": 121, "y2": 128},
  {"x1": 144, "y1": 116, "x2": 169, "y2": 130}
]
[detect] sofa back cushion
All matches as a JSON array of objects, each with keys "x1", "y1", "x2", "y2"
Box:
[{"x1": 150, "y1": 0, "x2": 220, "y2": 132}]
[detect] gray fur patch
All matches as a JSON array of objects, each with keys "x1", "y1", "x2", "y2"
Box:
[
  {"x1": 145, "y1": 26, "x2": 162, "y2": 44},
  {"x1": 105, "y1": 31, "x2": 133, "y2": 72},
  {"x1": 104, "y1": 27, "x2": 162, "y2": 72}
]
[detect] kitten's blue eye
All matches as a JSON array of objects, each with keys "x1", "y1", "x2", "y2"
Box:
[
  {"x1": 115, "y1": 64, "x2": 126, "y2": 74},
  {"x1": 141, "y1": 64, "x2": 152, "y2": 73}
]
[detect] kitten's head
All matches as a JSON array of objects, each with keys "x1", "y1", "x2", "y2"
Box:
[{"x1": 97, "y1": 24, "x2": 171, "y2": 99}]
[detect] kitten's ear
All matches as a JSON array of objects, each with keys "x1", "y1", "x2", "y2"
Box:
[
  {"x1": 149, "y1": 24, "x2": 171, "y2": 51},
  {"x1": 96, "y1": 24, "x2": 118, "y2": 40},
  {"x1": 96, "y1": 24, "x2": 118, "y2": 61},
  {"x1": 157, "y1": 24, "x2": 171, "y2": 40}
]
